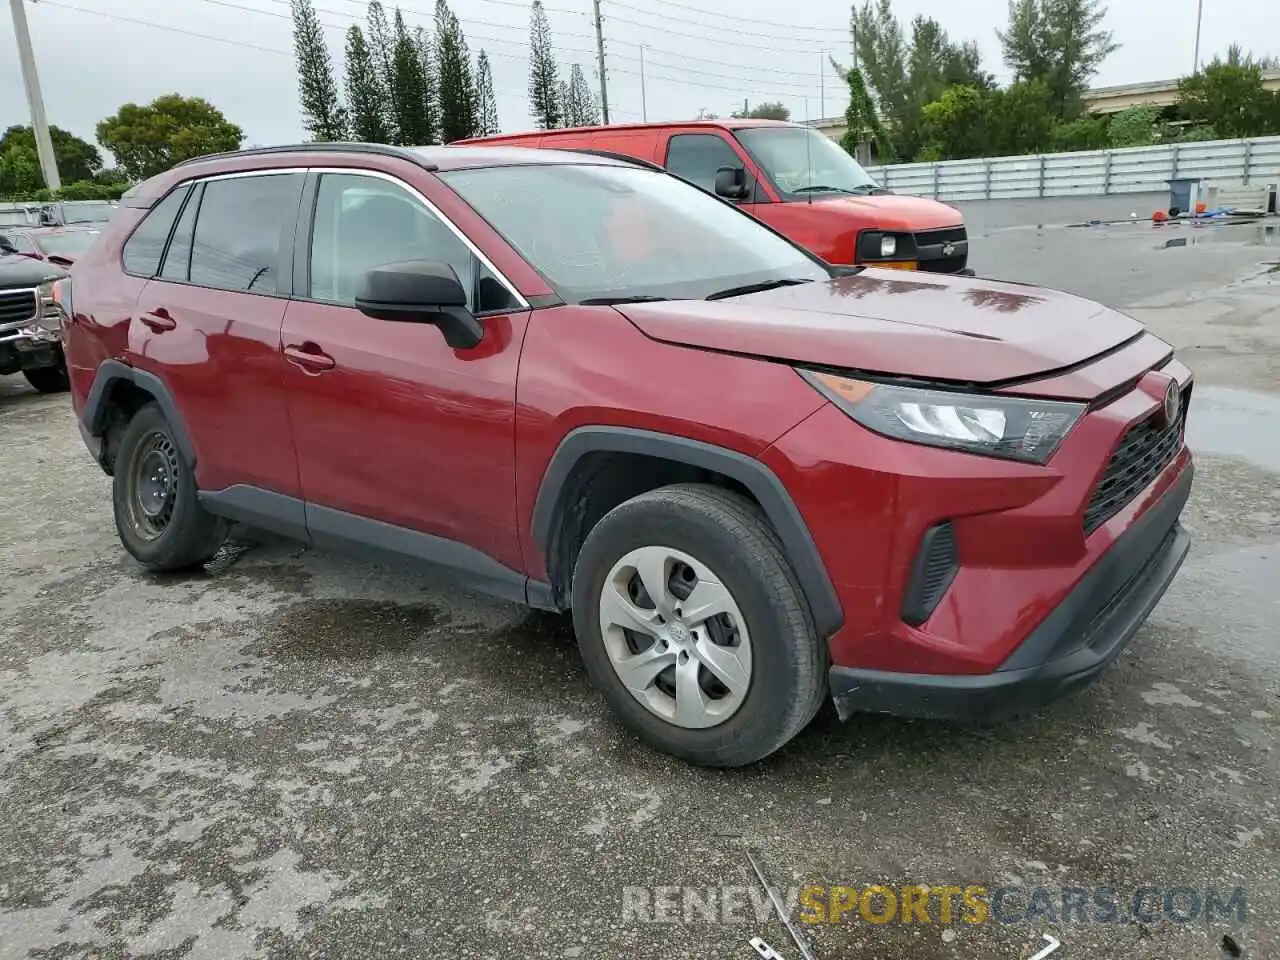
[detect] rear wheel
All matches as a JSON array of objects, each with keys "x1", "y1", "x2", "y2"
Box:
[
  {"x1": 112, "y1": 404, "x2": 227, "y2": 571},
  {"x1": 23, "y1": 363, "x2": 69, "y2": 393},
  {"x1": 571, "y1": 484, "x2": 827, "y2": 767}
]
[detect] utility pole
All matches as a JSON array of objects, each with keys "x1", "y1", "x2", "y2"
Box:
[
  {"x1": 819, "y1": 50, "x2": 825, "y2": 119},
  {"x1": 1192, "y1": 0, "x2": 1203, "y2": 73},
  {"x1": 9, "y1": 0, "x2": 60, "y2": 191},
  {"x1": 639, "y1": 44, "x2": 647, "y2": 122},
  {"x1": 591, "y1": 0, "x2": 610, "y2": 124}
]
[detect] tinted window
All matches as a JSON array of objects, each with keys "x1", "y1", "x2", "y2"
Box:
[
  {"x1": 189, "y1": 174, "x2": 303, "y2": 293},
  {"x1": 665, "y1": 134, "x2": 744, "y2": 193},
  {"x1": 308, "y1": 173, "x2": 478, "y2": 310},
  {"x1": 160, "y1": 184, "x2": 202, "y2": 282},
  {"x1": 122, "y1": 186, "x2": 189, "y2": 276},
  {"x1": 439, "y1": 164, "x2": 826, "y2": 304}
]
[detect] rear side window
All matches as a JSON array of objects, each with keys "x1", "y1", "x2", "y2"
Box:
[
  {"x1": 665, "y1": 134, "x2": 743, "y2": 193},
  {"x1": 188, "y1": 173, "x2": 304, "y2": 294},
  {"x1": 122, "y1": 186, "x2": 190, "y2": 276},
  {"x1": 159, "y1": 184, "x2": 203, "y2": 282}
]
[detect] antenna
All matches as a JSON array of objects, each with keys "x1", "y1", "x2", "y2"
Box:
[{"x1": 805, "y1": 122, "x2": 814, "y2": 205}]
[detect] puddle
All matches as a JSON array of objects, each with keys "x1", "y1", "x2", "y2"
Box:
[
  {"x1": 1152, "y1": 220, "x2": 1280, "y2": 250},
  {"x1": 1186, "y1": 386, "x2": 1280, "y2": 472}
]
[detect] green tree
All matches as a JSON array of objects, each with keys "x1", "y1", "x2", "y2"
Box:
[
  {"x1": 474, "y1": 50, "x2": 500, "y2": 135},
  {"x1": 414, "y1": 26, "x2": 441, "y2": 146},
  {"x1": 365, "y1": 1, "x2": 399, "y2": 140},
  {"x1": 390, "y1": 9, "x2": 434, "y2": 144},
  {"x1": 0, "y1": 141, "x2": 42, "y2": 197},
  {"x1": 345, "y1": 25, "x2": 393, "y2": 142},
  {"x1": 95, "y1": 94, "x2": 243, "y2": 181},
  {"x1": 986, "y1": 78, "x2": 1055, "y2": 154},
  {"x1": 1105, "y1": 104, "x2": 1158, "y2": 147},
  {"x1": 1049, "y1": 114, "x2": 1109, "y2": 150},
  {"x1": 0, "y1": 124, "x2": 103, "y2": 184},
  {"x1": 849, "y1": 0, "x2": 992, "y2": 160},
  {"x1": 1178, "y1": 58, "x2": 1280, "y2": 139},
  {"x1": 998, "y1": 0, "x2": 1119, "y2": 120},
  {"x1": 834, "y1": 61, "x2": 893, "y2": 162},
  {"x1": 291, "y1": 0, "x2": 348, "y2": 141},
  {"x1": 528, "y1": 0, "x2": 561, "y2": 130},
  {"x1": 732, "y1": 101, "x2": 791, "y2": 120},
  {"x1": 435, "y1": 0, "x2": 477, "y2": 142},
  {"x1": 561, "y1": 63, "x2": 599, "y2": 126},
  {"x1": 919, "y1": 85, "x2": 990, "y2": 159}
]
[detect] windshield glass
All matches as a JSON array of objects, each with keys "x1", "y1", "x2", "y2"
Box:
[
  {"x1": 437, "y1": 163, "x2": 829, "y2": 303},
  {"x1": 36, "y1": 230, "x2": 99, "y2": 257},
  {"x1": 736, "y1": 127, "x2": 880, "y2": 198}
]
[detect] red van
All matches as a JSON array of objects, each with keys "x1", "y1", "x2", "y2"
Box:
[{"x1": 457, "y1": 120, "x2": 971, "y2": 274}]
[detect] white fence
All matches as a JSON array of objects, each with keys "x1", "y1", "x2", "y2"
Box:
[{"x1": 865, "y1": 136, "x2": 1280, "y2": 201}]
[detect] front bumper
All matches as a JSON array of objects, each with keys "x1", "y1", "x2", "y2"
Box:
[
  {"x1": 829, "y1": 460, "x2": 1192, "y2": 722},
  {"x1": 0, "y1": 329, "x2": 63, "y2": 375}
]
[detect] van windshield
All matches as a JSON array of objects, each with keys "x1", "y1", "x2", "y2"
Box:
[
  {"x1": 439, "y1": 162, "x2": 830, "y2": 303},
  {"x1": 736, "y1": 127, "x2": 883, "y2": 199}
]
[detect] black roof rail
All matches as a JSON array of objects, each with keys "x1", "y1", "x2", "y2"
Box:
[
  {"x1": 560, "y1": 148, "x2": 666, "y2": 171},
  {"x1": 167, "y1": 142, "x2": 439, "y2": 172}
]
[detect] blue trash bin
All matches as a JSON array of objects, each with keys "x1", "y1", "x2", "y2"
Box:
[{"x1": 1165, "y1": 177, "x2": 1201, "y2": 214}]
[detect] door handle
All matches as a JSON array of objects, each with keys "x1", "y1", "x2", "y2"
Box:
[
  {"x1": 284, "y1": 342, "x2": 336, "y2": 373},
  {"x1": 139, "y1": 308, "x2": 175, "y2": 332}
]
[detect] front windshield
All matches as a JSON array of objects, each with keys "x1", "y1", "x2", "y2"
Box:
[
  {"x1": 737, "y1": 127, "x2": 880, "y2": 198},
  {"x1": 37, "y1": 230, "x2": 99, "y2": 257},
  {"x1": 438, "y1": 162, "x2": 829, "y2": 303}
]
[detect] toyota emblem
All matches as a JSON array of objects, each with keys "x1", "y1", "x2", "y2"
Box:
[{"x1": 1163, "y1": 380, "x2": 1181, "y2": 426}]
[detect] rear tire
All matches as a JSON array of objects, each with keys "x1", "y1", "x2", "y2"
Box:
[
  {"x1": 571, "y1": 484, "x2": 827, "y2": 767},
  {"x1": 23, "y1": 363, "x2": 69, "y2": 393},
  {"x1": 112, "y1": 403, "x2": 227, "y2": 571}
]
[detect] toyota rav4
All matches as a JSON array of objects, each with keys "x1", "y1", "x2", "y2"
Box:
[{"x1": 62, "y1": 144, "x2": 1193, "y2": 767}]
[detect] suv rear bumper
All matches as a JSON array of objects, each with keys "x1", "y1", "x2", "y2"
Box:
[{"x1": 829, "y1": 459, "x2": 1192, "y2": 723}]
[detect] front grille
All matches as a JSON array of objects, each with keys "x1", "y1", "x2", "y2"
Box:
[
  {"x1": 914, "y1": 226, "x2": 968, "y2": 274},
  {"x1": 0, "y1": 288, "x2": 37, "y2": 329},
  {"x1": 901, "y1": 521, "x2": 959, "y2": 626},
  {"x1": 1083, "y1": 388, "x2": 1188, "y2": 536}
]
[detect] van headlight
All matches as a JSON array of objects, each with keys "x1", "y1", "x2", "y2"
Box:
[{"x1": 800, "y1": 370, "x2": 1085, "y2": 464}]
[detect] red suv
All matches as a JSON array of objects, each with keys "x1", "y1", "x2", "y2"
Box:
[{"x1": 62, "y1": 144, "x2": 1193, "y2": 767}]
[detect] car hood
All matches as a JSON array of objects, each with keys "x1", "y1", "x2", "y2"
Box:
[
  {"x1": 615, "y1": 269, "x2": 1144, "y2": 387},
  {"x1": 0, "y1": 254, "x2": 65, "y2": 287},
  {"x1": 817, "y1": 193, "x2": 961, "y2": 231}
]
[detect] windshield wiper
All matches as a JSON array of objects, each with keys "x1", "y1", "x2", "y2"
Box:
[
  {"x1": 705, "y1": 278, "x2": 814, "y2": 301},
  {"x1": 579, "y1": 295, "x2": 672, "y2": 305},
  {"x1": 792, "y1": 185, "x2": 860, "y2": 195}
]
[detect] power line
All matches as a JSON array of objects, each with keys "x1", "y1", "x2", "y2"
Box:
[
  {"x1": 605, "y1": 0, "x2": 840, "y2": 45},
  {"x1": 602, "y1": 11, "x2": 842, "y2": 54},
  {"x1": 634, "y1": 0, "x2": 840, "y2": 34}
]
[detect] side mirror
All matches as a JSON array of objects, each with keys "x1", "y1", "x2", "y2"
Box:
[
  {"x1": 714, "y1": 166, "x2": 750, "y2": 200},
  {"x1": 354, "y1": 260, "x2": 483, "y2": 350}
]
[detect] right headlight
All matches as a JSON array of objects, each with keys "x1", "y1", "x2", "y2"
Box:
[{"x1": 800, "y1": 369, "x2": 1085, "y2": 464}]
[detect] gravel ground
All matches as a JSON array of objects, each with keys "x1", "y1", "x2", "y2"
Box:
[{"x1": 1, "y1": 210, "x2": 1278, "y2": 960}]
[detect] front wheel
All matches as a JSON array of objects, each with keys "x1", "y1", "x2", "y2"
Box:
[
  {"x1": 571, "y1": 484, "x2": 827, "y2": 767},
  {"x1": 23, "y1": 363, "x2": 69, "y2": 393},
  {"x1": 112, "y1": 403, "x2": 227, "y2": 571}
]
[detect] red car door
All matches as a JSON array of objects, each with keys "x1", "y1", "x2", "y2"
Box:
[
  {"x1": 279, "y1": 169, "x2": 531, "y2": 586},
  {"x1": 129, "y1": 172, "x2": 304, "y2": 498},
  {"x1": 661, "y1": 129, "x2": 774, "y2": 219}
]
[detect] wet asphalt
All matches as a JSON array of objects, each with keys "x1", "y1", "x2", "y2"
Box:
[{"x1": 1, "y1": 207, "x2": 1279, "y2": 960}]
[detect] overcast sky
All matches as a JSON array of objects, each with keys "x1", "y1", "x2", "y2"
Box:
[{"x1": 2, "y1": 0, "x2": 1278, "y2": 153}]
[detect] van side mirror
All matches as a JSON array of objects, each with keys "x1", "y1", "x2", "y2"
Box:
[
  {"x1": 355, "y1": 260, "x2": 483, "y2": 350},
  {"x1": 714, "y1": 166, "x2": 750, "y2": 200}
]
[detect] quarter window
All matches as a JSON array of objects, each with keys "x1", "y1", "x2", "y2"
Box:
[
  {"x1": 188, "y1": 173, "x2": 304, "y2": 294},
  {"x1": 665, "y1": 134, "x2": 744, "y2": 193},
  {"x1": 122, "y1": 186, "x2": 190, "y2": 276}
]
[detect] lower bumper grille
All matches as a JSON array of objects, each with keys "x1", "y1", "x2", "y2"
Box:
[{"x1": 1083, "y1": 386, "x2": 1189, "y2": 536}]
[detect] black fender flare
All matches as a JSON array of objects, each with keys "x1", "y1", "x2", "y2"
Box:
[
  {"x1": 82, "y1": 359, "x2": 198, "y2": 467},
  {"x1": 530, "y1": 425, "x2": 844, "y2": 638}
]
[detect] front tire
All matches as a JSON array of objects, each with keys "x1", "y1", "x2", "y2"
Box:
[
  {"x1": 112, "y1": 403, "x2": 227, "y2": 571},
  {"x1": 23, "y1": 363, "x2": 69, "y2": 393},
  {"x1": 571, "y1": 484, "x2": 827, "y2": 767}
]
